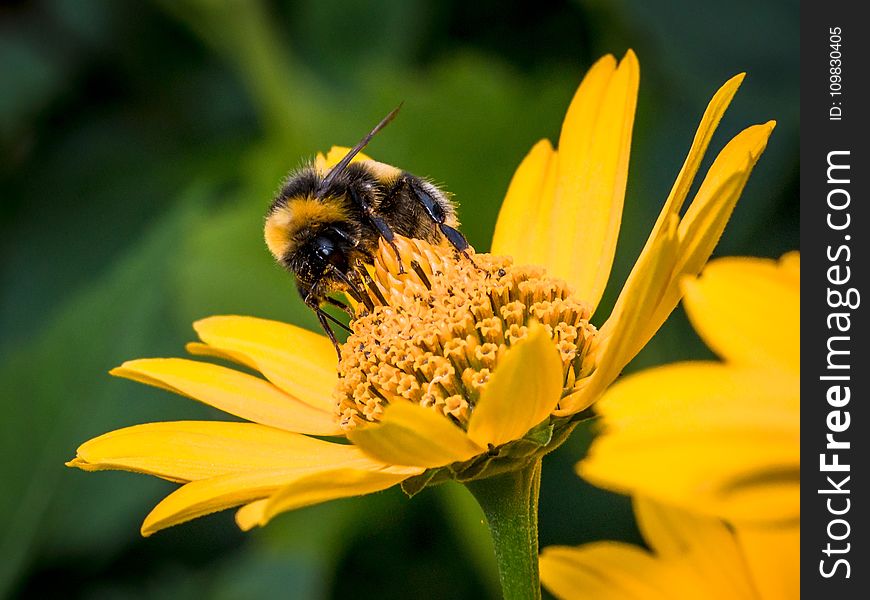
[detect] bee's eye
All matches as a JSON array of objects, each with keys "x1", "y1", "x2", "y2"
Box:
[{"x1": 313, "y1": 235, "x2": 335, "y2": 260}]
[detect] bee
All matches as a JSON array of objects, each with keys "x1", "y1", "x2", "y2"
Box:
[{"x1": 264, "y1": 106, "x2": 471, "y2": 352}]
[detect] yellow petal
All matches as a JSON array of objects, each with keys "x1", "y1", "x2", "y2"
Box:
[
  {"x1": 580, "y1": 363, "x2": 799, "y2": 524},
  {"x1": 634, "y1": 74, "x2": 744, "y2": 262},
  {"x1": 494, "y1": 54, "x2": 617, "y2": 269},
  {"x1": 238, "y1": 465, "x2": 420, "y2": 530},
  {"x1": 491, "y1": 138, "x2": 556, "y2": 259},
  {"x1": 320, "y1": 145, "x2": 371, "y2": 169},
  {"x1": 235, "y1": 499, "x2": 269, "y2": 531},
  {"x1": 67, "y1": 421, "x2": 369, "y2": 482},
  {"x1": 634, "y1": 498, "x2": 757, "y2": 598},
  {"x1": 638, "y1": 121, "x2": 776, "y2": 343},
  {"x1": 682, "y1": 256, "x2": 799, "y2": 373},
  {"x1": 193, "y1": 316, "x2": 336, "y2": 413},
  {"x1": 540, "y1": 543, "x2": 689, "y2": 600},
  {"x1": 603, "y1": 74, "x2": 744, "y2": 340},
  {"x1": 559, "y1": 215, "x2": 679, "y2": 415},
  {"x1": 184, "y1": 341, "x2": 258, "y2": 371},
  {"x1": 541, "y1": 500, "x2": 769, "y2": 600},
  {"x1": 779, "y1": 251, "x2": 800, "y2": 284},
  {"x1": 63, "y1": 421, "x2": 372, "y2": 481},
  {"x1": 635, "y1": 497, "x2": 726, "y2": 557},
  {"x1": 313, "y1": 151, "x2": 328, "y2": 174},
  {"x1": 683, "y1": 122, "x2": 776, "y2": 231},
  {"x1": 736, "y1": 524, "x2": 800, "y2": 600},
  {"x1": 111, "y1": 358, "x2": 343, "y2": 436},
  {"x1": 602, "y1": 122, "x2": 774, "y2": 368},
  {"x1": 673, "y1": 121, "x2": 776, "y2": 272},
  {"x1": 467, "y1": 323, "x2": 563, "y2": 447},
  {"x1": 547, "y1": 51, "x2": 639, "y2": 313},
  {"x1": 492, "y1": 52, "x2": 638, "y2": 314},
  {"x1": 139, "y1": 437, "x2": 405, "y2": 536},
  {"x1": 141, "y1": 468, "x2": 307, "y2": 536},
  {"x1": 348, "y1": 401, "x2": 483, "y2": 468}
]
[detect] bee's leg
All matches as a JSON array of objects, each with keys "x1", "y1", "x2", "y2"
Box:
[
  {"x1": 325, "y1": 296, "x2": 355, "y2": 318},
  {"x1": 325, "y1": 263, "x2": 371, "y2": 311},
  {"x1": 315, "y1": 309, "x2": 343, "y2": 359},
  {"x1": 319, "y1": 306, "x2": 353, "y2": 334},
  {"x1": 405, "y1": 179, "x2": 475, "y2": 262},
  {"x1": 354, "y1": 260, "x2": 389, "y2": 307},
  {"x1": 302, "y1": 292, "x2": 343, "y2": 359},
  {"x1": 348, "y1": 188, "x2": 405, "y2": 274},
  {"x1": 342, "y1": 268, "x2": 375, "y2": 312},
  {"x1": 303, "y1": 275, "x2": 353, "y2": 359},
  {"x1": 327, "y1": 225, "x2": 360, "y2": 250}
]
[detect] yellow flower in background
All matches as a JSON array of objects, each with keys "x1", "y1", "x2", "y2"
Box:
[
  {"x1": 578, "y1": 253, "x2": 799, "y2": 524},
  {"x1": 539, "y1": 254, "x2": 799, "y2": 598},
  {"x1": 540, "y1": 497, "x2": 799, "y2": 600},
  {"x1": 67, "y1": 50, "x2": 776, "y2": 537}
]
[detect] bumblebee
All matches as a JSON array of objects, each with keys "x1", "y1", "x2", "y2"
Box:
[{"x1": 264, "y1": 106, "x2": 470, "y2": 351}]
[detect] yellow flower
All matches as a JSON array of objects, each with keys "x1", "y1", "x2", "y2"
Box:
[
  {"x1": 540, "y1": 497, "x2": 799, "y2": 600},
  {"x1": 67, "y1": 50, "x2": 775, "y2": 536},
  {"x1": 578, "y1": 253, "x2": 799, "y2": 524},
  {"x1": 539, "y1": 254, "x2": 799, "y2": 598}
]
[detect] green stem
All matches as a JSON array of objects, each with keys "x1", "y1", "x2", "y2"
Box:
[{"x1": 467, "y1": 459, "x2": 542, "y2": 600}]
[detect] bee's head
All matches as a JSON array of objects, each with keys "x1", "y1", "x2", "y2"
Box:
[{"x1": 265, "y1": 192, "x2": 358, "y2": 289}]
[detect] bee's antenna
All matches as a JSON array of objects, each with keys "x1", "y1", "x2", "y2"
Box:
[{"x1": 318, "y1": 103, "x2": 403, "y2": 196}]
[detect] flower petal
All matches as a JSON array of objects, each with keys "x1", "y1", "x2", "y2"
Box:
[
  {"x1": 579, "y1": 363, "x2": 799, "y2": 524},
  {"x1": 540, "y1": 543, "x2": 690, "y2": 600},
  {"x1": 779, "y1": 250, "x2": 800, "y2": 283},
  {"x1": 348, "y1": 401, "x2": 483, "y2": 468},
  {"x1": 235, "y1": 499, "x2": 269, "y2": 531},
  {"x1": 641, "y1": 122, "x2": 777, "y2": 341},
  {"x1": 139, "y1": 438, "x2": 407, "y2": 536},
  {"x1": 634, "y1": 498, "x2": 757, "y2": 598},
  {"x1": 594, "y1": 71, "x2": 768, "y2": 367},
  {"x1": 634, "y1": 74, "x2": 744, "y2": 260},
  {"x1": 547, "y1": 50, "x2": 639, "y2": 314},
  {"x1": 466, "y1": 323, "x2": 563, "y2": 447},
  {"x1": 317, "y1": 146, "x2": 372, "y2": 171},
  {"x1": 681, "y1": 255, "x2": 799, "y2": 373},
  {"x1": 67, "y1": 421, "x2": 370, "y2": 482},
  {"x1": 540, "y1": 500, "x2": 762, "y2": 600},
  {"x1": 736, "y1": 524, "x2": 800, "y2": 600},
  {"x1": 237, "y1": 465, "x2": 420, "y2": 530},
  {"x1": 111, "y1": 358, "x2": 343, "y2": 436},
  {"x1": 491, "y1": 138, "x2": 556, "y2": 259},
  {"x1": 492, "y1": 52, "x2": 638, "y2": 314},
  {"x1": 591, "y1": 74, "x2": 746, "y2": 358},
  {"x1": 600, "y1": 121, "x2": 775, "y2": 372},
  {"x1": 558, "y1": 215, "x2": 679, "y2": 414},
  {"x1": 493, "y1": 52, "x2": 616, "y2": 270},
  {"x1": 184, "y1": 341, "x2": 258, "y2": 371},
  {"x1": 193, "y1": 316, "x2": 337, "y2": 413},
  {"x1": 141, "y1": 468, "x2": 307, "y2": 536},
  {"x1": 635, "y1": 497, "x2": 727, "y2": 557}
]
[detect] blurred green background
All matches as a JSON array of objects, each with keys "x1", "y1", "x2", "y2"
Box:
[{"x1": 1, "y1": 0, "x2": 797, "y2": 598}]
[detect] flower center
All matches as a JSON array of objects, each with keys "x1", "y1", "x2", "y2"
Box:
[{"x1": 335, "y1": 237, "x2": 599, "y2": 431}]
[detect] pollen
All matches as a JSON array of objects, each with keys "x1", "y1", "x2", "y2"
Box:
[{"x1": 335, "y1": 237, "x2": 599, "y2": 431}]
